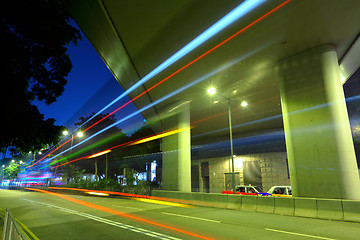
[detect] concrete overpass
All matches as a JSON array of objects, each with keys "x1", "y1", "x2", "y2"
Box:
[{"x1": 64, "y1": 0, "x2": 360, "y2": 199}]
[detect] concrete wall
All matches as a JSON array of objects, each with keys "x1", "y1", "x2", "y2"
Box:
[
  {"x1": 192, "y1": 152, "x2": 289, "y2": 193},
  {"x1": 259, "y1": 152, "x2": 289, "y2": 192}
]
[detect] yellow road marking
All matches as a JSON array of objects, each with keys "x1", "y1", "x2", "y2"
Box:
[
  {"x1": 0, "y1": 207, "x2": 5, "y2": 215},
  {"x1": 0, "y1": 207, "x2": 39, "y2": 240},
  {"x1": 15, "y1": 218, "x2": 40, "y2": 240}
]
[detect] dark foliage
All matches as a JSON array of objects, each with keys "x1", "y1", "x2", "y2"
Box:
[{"x1": 0, "y1": 0, "x2": 81, "y2": 155}]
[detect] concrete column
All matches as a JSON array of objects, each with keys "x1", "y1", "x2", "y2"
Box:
[
  {"x1": 162, "y1": 102, "x2": 191, "y2": 192},
  {"x1": 278, "y1": 45, "x2": 360, "y2": 200}
]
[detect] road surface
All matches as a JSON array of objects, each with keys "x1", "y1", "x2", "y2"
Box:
[{"x1": 0, "y1": 188, "x2": 359, "y2": 239}]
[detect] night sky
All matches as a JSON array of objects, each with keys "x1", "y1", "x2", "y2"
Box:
[{"x1": 33, "y1": 22, "x2": 144, "y2": 135}]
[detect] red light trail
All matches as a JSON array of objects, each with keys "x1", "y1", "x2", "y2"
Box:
[
  {"x1": 50, "y1": 127, "x2": 189, "y2": 169},
  {"x1": 31, "y1": 0, "x2": 292, "y2": 168},
  {"x1": 25, "y1": 188, "x2": 214, "y2": 240}
]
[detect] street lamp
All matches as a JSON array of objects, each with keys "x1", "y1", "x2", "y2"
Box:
[
  {"x1": 54, "y1": 130, "x2": 84, "y2": 180},
  {"x1": 207, "y1": 87, "x2": 247, "y2": 192},
  {"x1": 69, "y1": 131, "x2": 84, "y2": 158},
  {"x1": 207, "y1": 87, "x2": 216, "y2": 95}
]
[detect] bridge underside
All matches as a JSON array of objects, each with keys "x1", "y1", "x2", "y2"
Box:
[{"x1": 65, "y1": 0, "x2": 360, "y2": 199}]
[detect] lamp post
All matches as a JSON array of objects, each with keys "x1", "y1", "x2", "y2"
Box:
[
  {"x1": 57, "y1": 130, "x2": 83, "y2": 178},
  {"x1": 62, "y1": 130, "x2": 84, "y2": 156},
  {"x1": 227, "y1": 98, "x2": 236, "y2": 192},
  {"x1": 207, "y1": 87, "x2": 247, "y2": 192}
]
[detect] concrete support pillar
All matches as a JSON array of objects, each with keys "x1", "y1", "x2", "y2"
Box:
[
  {"x1": 162, "y1": 102, "x2": 191, "y2": 192},
  {"x1": 278, "y1": 45, "x2": 360, "y2": 200}
]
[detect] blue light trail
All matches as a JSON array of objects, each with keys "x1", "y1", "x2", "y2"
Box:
[
  {"x1": 78, "y1": 0, "x2": 265, "y2": 128},
  {"x1": 45, "y1": 49, "x2": 264, "y2": 164}
]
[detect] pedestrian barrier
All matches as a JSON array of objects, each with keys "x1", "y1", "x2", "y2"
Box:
[
  {"x1": 294, "y1": 197, "x2": 317, "y2": 218},
  {"x1": 212, "y1": 194, "x2": 228, "y2": 208},
  {"x1": 226, "y1": 194, "x2": 242, "y2": 210},
  {"x1": 2, "y1": 210, "x2": 32, "y2": 240},
  {"x1": 274, "y1": 197, "x2": 294, "y2": 216},
  {"x1": 316, "y1": 198, "x2": 343, "y2": 221},
  {"x1": 342, "y1": 200, "x2": 360, "y2": 222},
  {"x1": 256, "y1": 196, "x2": 274, "y2": 214},
  {"x1": 241, "y1": 195, "x2": 257, "y2": 211},
  {"x1": 191, "y1": 192, "x2": 213, "y2": 207},
  {"x1": 151, "y1": 190, "x2": 360, "y2": 223}
]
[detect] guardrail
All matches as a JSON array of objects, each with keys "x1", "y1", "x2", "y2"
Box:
[
  {"x1": 151, "y1": 190, "x2": 360, "y2": 223},
  {"x1": 2, "y1": 210, "x2": 31, "y2": 240}
]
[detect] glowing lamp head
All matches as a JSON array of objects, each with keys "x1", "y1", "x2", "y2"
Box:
[
  {"x1": 241, "y1": 101, "x2": 248, "y2": 107},
  {"x1": 38, "y1": 152, "x2": 42, "y2": 155},
  {"x1": 207, "y1": 87, "x2": 216, "y2": 95},
  {"x1": 11, "y1": 160, "x2": 15, "y2": 163},
  {"x1": 63, "y1": 130, "x2": 69, "y2": 136},
  {"x1": 20, "y1": 161, "x2": 23, "y2": 164},
  {"x1": 77, "y1": 132, "x2": 84, "y2": 137}
]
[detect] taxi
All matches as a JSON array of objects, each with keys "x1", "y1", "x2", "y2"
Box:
[
  {"x1": 222, "y1": 185, "x2": 261, "y2": 196},
  {"x1": 267, "y1": 186, "x2": 292, "y2": 197}
]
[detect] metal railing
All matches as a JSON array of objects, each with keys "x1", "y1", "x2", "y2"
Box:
[{"x1": 2, "y1": 210, "x2": 31, "y2": 240}]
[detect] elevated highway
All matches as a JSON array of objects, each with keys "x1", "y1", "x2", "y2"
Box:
[{"x1": 64, "y1": 0, "x2": 360, "y2": 199}]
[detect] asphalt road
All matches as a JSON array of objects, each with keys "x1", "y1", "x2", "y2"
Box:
[{"x1": 0, "y1": 188, "x2": 359, "y2": 240}]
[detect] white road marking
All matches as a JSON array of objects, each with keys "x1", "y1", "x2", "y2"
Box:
[
  {"x1": 265, "y1": 228, "x2": 336, "y2": 240},
  {"x1": 111, "y1": 205, "x2": 143, "y2": 211},
  {"x1": 162, "y1": 212, "x2": 221, "y2": 223},
  {"x1": 22, "y1": 198, "x2": 181, "y2": 240}
]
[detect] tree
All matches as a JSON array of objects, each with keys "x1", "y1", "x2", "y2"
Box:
[
  {"x1": 7, "y1": 105, "x2": 66, "y2": 156},
  {"x1": 3, "y1": 163, "x2": 21, "y2": 180},
  {"x1": 0, "y1": 0, "x2": 81, "y2": 156},
  {"x1": 70, "y1": 113, "x2": 128, "y2": 176},
  {"x1": 125, "y1": 125, "x2": 160, "y2": 172},
  {"x1": 62, "y1": 164, "x2": 85, "y2": 184},
  {"x1": 73, "y1": 112, "x2": 127, "y2": 153}
]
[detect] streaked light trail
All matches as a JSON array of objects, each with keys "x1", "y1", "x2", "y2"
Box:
[
  {"x1": 80, "y1": 0, "x2": 266, "y2": 127},
  {"x1": 50, "y1": 127, "x2": 190, "y2": 168},
  {"x1": 48, "y1": 50, "x2": 262, "y2": 163},
  {"x1": 88, "y1": 149, "x2": 111, "y2": 159},
  {"x1": 28, "y1": 136, "x2": 74, "y2": 168},
  {"x1": 47, "y1": 42, "x2": 275, "y2": 167},
  {"x1": 22, "y1": 199, "x2": 180, "y2": 240},
  {"x1": 29, "y1": 0, "x2": 264, "y2": 168},
  {"x1": 127, "y1": 127, "x2": 192, "y2": 146},
  {"x1": 25, "y1": 188, "x2": 214, "y2": 240},
  {"x1": 30, "y1": 0, "x2": 292, "y2": 168}
]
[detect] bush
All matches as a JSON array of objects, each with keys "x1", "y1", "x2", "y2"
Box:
[{"x1": 61, "y1": 178, "x2": 151, "y2": 195}]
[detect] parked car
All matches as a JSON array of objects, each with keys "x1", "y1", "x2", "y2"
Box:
[{"x1": 267, "y1": 186, "x2": 292, "y2": 197}]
